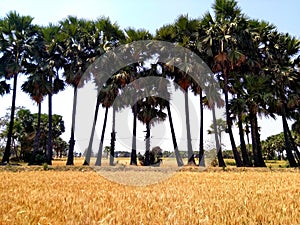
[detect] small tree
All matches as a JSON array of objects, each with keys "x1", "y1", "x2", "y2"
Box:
[{"x1": 138, "y1": 146, "x2": 163, "y2": 166}]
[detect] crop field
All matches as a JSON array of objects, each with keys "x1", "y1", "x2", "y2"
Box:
[{"x1": 0, "y1": 166, "x2": 300, "y2": 225}]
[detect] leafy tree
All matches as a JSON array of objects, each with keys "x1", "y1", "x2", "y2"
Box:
[
  {"x1": 265, "y1": 32, "x2": 300, "y2": 166},
  {"x1": 0, "y1": 107, "x2": 65, "y2": 163},
  {"x1": 59, "y1": 16, "x2": 97, "y2": 165},
  {"x1": 21, "y1": 72, "x2": 50, "y2": 164},
  {"x1": 0, "y1": 11, "x2": 44, "y2": 163},
  {"x1": 199, "y1": 0, "x2": 245, "y2": 167},
  {"x1": 41, "y1": 24, "x2": 66, "y2": 165},
  {"x1": 83, "y1": 17, "x2": 125, "y2": 166},
  {"x1": 208, "y1": 118, "x2": 227, "y2": 147},
  {"x1": 138, "y1": 146, "x2": 163, "y2": 166}
]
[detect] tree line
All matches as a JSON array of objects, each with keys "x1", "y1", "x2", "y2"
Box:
[{"x1": 0, "y1": 0, "x2": 300, "y2": 167}]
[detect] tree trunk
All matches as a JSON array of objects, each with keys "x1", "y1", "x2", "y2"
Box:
[
  {"x1": 167, "y1": 102, "x2": 183, "y2": 167},
  {"x1": 2, "y1": 74, "x2": 18, "y2": 164},
  {"x1": 30, "y1": 102, "x2": 42, "y2": 165},
  {"x1": 83, "y1": 97, "x2": 100, "y2": 165},
  {"x1": 47, "y1": 75, "x2": 53, "y2": 165},
  {"x1": 110, "y1": 106, "x2": 116, "y2": 166},
  {"x1": 245, "y1": 123, "x2": 251, "y2": 153},
  {"x1": 237, "y1": 113, "x2": 252, "y2": 166},
  {"x1": 212, "y1": 104, "x2": 226, "y2": 167},
  {"x1": 282, "y1": 111, "x2": 300, "y2": 164},
  {"x1": 184, "y1": 91, "x2": 196, "y2": 165},
  {"x1": 223, "y1": 74, "x2": 243, "y2": 167},
  {"x1": 130, "y1": 102, "x2": 137, "y2": 165},
  {"x1": 199, "y1": 91, "x2": 205, "y2": 167},
  {"x1": 144, "y1": 121, "x2": 151, "y2": 166},
  {"x1": 95, "y1": 106, "x2": 109, "y2": 166},
  {"x1": 35, "y1": 103, "x2": 42, "y2": 152},
  {"x1": 249, "y1": 111, "x2": 266, "y2": 167},
  {"x1": 281, "y1": 107, "x2": 298, "y2": 167},
  {"x1": 67, "y1": 86, "x2": 78, "y2": 165}
]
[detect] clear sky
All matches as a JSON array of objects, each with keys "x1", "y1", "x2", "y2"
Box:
[{"x1": 0, "y1": 0, "x2": 299, "y2": 153}]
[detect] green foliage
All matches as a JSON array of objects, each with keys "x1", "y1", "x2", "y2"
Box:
[
  {"x1": 261, "y1": 133, "x2": 285, "y2": 160},
  {"x1": 0, "y1": 107, "x2": 66, "y2": 162},
  {"x1": 138, "y1": 146, "x2": 163, "y2": 166}
]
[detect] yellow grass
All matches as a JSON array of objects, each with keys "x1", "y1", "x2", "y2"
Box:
[{"x1": 1, "y1": 168, "x2": 300, "y2": 224}]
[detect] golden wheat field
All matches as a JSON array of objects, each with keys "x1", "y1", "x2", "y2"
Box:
[{"x1": 0, "y1": 167, "x2": 300, "y2": 225}]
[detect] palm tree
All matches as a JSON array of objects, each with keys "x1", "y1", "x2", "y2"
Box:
[
  {"x1": 265, "y1": 32, "x2": 300, "y2": 166},
  {"x1": 229, "y1": 97, "x2": 252, "y2": 166},
  {"x1": 199, "y1": 0, "x2": 265, "y2": 167},
  {"x1": 122, "y1": 28, "x2": 153, "y2": 165},
  {"x1": 40, "y1": 24, "x2": 65, "y2": 165},
  {"x1": 0, "y1": 11, "x2": 43, "y2": 163},
  {"x1": 21, "y1": 73, "x2": 50, "y2": 164},
  {"x1": 243, "y1": 75, "x2": 269, "y2": 167},
  {"x1": 83, "y1": 18, "x2": 125, "y2": 166},
  {"x1": 136, "y1": 96, "x2": 167, "y2": 166},
  {"x1": 95, "y1": 82, "x2": 119, "y2": 166},
  {"x1": 59, "y1": 16, "x2": 96, "y2": 165},
  {"x1": 208, "y1": 118, "x2": 227, "y2": 146},
  {"x1": 156, "y1": 15, "x2": 201, "y2": 165}
]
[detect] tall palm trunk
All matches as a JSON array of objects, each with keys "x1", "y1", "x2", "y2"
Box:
[
  {"x1": 223, "y1": 73, "x2": 243, "y2": 167},
  {"x1": 130, "y1": 103, "x2": 138, "y2": 165},
  {"x1": 2, "y1": 74, "x2": 18, "y2": 164},
  {"x1": 144, "y1": 121, "x2": 151, "y2": 166},
  {"x1": 184, "y1": 91, "x2": 196, "y2": 165},
  {"x1": 167, "y1": 102, "x2": 183, "y2": 167},
  {"x1": 212, "y1": 104, "x2": 226, "y2": 167},
  {"x1": 237, "y1": 112, "x2": 252, "y2": 166},
  {"x1": 83, "y1": 97, "x2": 100, "y2": 165},
  {"x1": 67, "y1": 86, "x2": 78, "y2": 165},
  {"x1": 249, "y1": 110, "x2": 266, "y2": 167},
  {"x1": 95, "y1": 106, "x2": 109, "y2": 166},
  {"x1": 285, "y1": 120, "x2": 300, "y2": 163},
  {"x1": 47, "y1": 76, "x2": 53, "y2": 165},
  {"x1": 281, "y1": 107, "x2": 298, "y2": 167},
  {"x1": 199, "y1": 91, "x2": 205, "y2": 166},
  {"x1": 245, "y1": 123, "x2": 251, "y2": 153},
  {"x1": 110, "y1": 106, "x2": 116, "y2": 166},
  {"x1": 29, "y1": 102, "x2": 42, "y2": 165}
]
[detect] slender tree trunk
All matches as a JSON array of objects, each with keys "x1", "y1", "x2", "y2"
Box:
[
  {"x1": 167, "y1": 102, "x2": 183, "y2": 167},
  {"x1": 223, "y1": 73, "x2": 242, "y2": 166},
  {"x1": 249, "y1": 110, "x2": 266, "y2": 167},
  {"x1": 110, "y1": 106, "x2": 116, "y2": 166},
  {"x1": 67, "y1": 86, "x2": 78, "y2": 165},
  {"x1": 237, "y1": 113, "x2": 252, "y2": 166},
  {"x1": 287, "y1": 128, "x2": 300, "y2": 164},
  {"x1": 95, "y1": 106, "x2": 109, "y2": 166},
  {"x1": 245, "y1": 123, "x2": 251, "y2": 153},
  {"x1": 130, "y1": 103, "x2": 138, "y2": 165},
  {"x1": 83, "y1": 97, "x2": 100, "y2": 165},
  {"x1": 2, "y1": 74, "x2": 18, "y2": 164},
  {"x1": 212, "y1": 104, "x2": 226, "y2": 167},
  {"x1": 184, "y1": 91, "x2": 196, "y2": 165},
  {"x1": 144, "y1": 121, "x2": 151, "y2": 166},
  {"x1": 281, "y1": 107, "x2": 298, "y2": 167},
  {"x1": 29, "y1": 103, "x2": 42, "y2": 165},
  {"x1": 282, "y1": 111, "x2": 300, "y2": 164},
  {"x1": 47, "y1": 76, "x2": 53, "y2": 165},
  {"x1": 199, "y1": 91, "x2": 205, "y2": 167}
]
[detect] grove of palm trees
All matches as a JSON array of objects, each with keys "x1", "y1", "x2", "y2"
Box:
[
  {"x1": 1, "y1": 1, "x2": 300, "y2": 224},
  {"x1": 1, "y1": 0, "x2": 300, "y2": 169}
]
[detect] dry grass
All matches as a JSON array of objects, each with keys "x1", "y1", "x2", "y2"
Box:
[{"x1": 0, "y1": 168, "x2": 300, "y2": 225}]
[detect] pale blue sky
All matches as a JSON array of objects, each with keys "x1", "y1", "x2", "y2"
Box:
[
  {"x1": 0, "y1": 0, "x2": 299, "y2": 153},
  {"x1": 0, "y1": 0, "x2": 299, "y2": 37}
]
